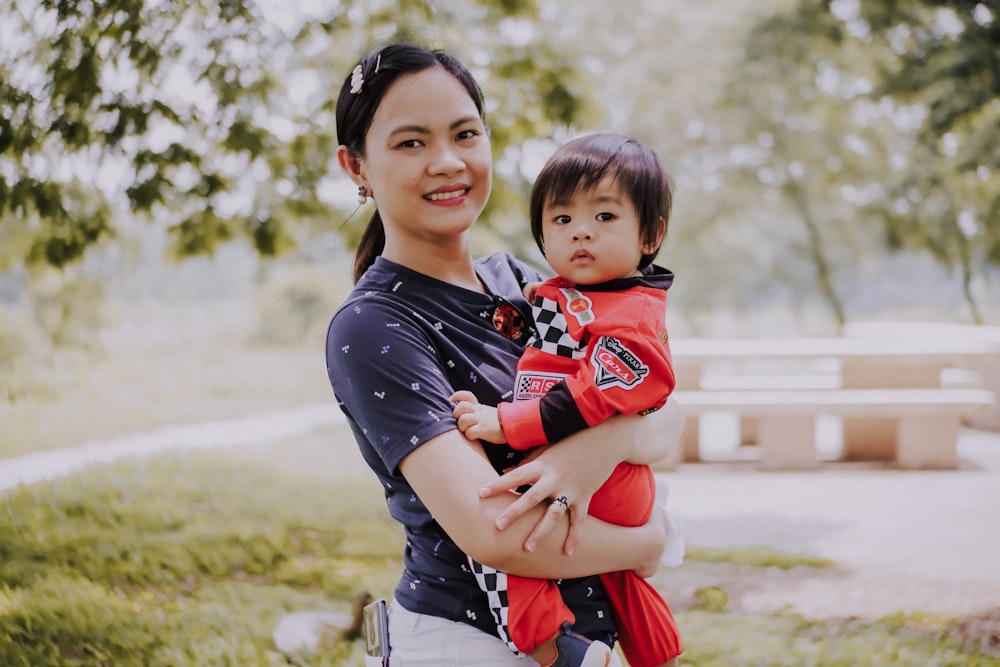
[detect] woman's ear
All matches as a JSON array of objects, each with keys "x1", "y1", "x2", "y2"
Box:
[{"x1": 337, "y1": 146, "x2": 367, "y2": 189}]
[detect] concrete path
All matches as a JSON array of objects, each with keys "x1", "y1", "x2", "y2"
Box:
[
  {"x1": 0, "y1": 404, "x2": 344, "y2": 492},
  {"x1": 660, "y1": 428, "x2": 1000, "y2": 585},
  {"x1": 655, "y1": 427, "x2": 1000, "y2": 619}
]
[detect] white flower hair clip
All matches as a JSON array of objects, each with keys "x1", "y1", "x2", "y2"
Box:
[
  {"x1": 351, "y1": 53, "x2": 382, "y2": 95},
  {"x1": 349, "y1": 54, "x2": 380, "y2": 95},
  {"x1": 350, "y1": 64, "x2": 364, "y2": 94}
]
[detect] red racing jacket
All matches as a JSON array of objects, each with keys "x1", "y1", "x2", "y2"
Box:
[{"x1": 497, "y1": 265, "x2": 676, "y2": 449}]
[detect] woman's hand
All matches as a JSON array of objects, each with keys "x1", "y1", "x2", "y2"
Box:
[
  {"x1": 634, "y1": 504, "x2": 669, "y2": 578},
  {"x1": 402, "y1": 427, "x2": 669, "y2": 579},
  {"x1": 479, "y1": 397, "x2": 684, "y2": 554},
  {"x1": 478, "y1": 443, "x2": 607, "y2": 556}
]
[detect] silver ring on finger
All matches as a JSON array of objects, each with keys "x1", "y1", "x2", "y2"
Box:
[{"x1": 552, "y1": 495, "x2": 569, "y2": 512}]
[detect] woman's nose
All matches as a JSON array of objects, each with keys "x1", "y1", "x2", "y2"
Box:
[{"x1": 428, "y1": 144, "x2": 464, "y2": 174}]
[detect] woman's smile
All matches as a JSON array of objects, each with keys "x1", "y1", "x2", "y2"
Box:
[{"x1": 425, "y1": 186, "x2": 471, "y2": 204}]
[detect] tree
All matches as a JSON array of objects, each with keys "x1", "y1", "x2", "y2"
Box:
[
  {"x1": 821, "y1": 0, "x2": 1000, "y2": 322},
  {"x1": 0, "y1": 0, "x2": 599, "y2": 274},
  {"x1": 688, "y1": 0, "x2": 999, "y2": 326},
  {"x1": 0, "y1": 0, "x2": 277, "y2": 267},
  {"x1": 707, "y1": 0, "x2": 896, "y2": 328}
]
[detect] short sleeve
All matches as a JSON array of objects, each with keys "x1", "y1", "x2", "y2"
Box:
[{"x1": 326, "y1": 296, "x2": 459, "y2": 474}]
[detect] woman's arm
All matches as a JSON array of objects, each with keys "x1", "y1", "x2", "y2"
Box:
[
  {"x1": 622, "y1": 394, "x2": 685, "y2": 464},
  {"x1": 399, "y1": 427, "x2": 666, "y2": 580},
  {"x1": 481, "y1": 396, "x2": 685, "y2": 553}
]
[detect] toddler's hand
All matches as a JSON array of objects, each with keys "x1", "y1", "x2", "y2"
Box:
[
  {"x1": 450, "y1": 391, "x2": 506, "y2": 444},
  {"x1": 522, "y1": 281, "x2": 542, "y2": 304}
]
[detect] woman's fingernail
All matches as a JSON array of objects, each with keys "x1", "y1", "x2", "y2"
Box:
[
  {"x1": 496, "y1": 517, "x2": 508, "y2": 530},
  {"x1": 525, "y1": 540, "x2": 536, "y2": 552},
  {"x1": 479, "y1": 487, "x2": 490, "y2": 497}
]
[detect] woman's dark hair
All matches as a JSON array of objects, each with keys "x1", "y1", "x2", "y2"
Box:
[
  {"x1": 528, "y1": 133, "x2": 673, "y2": 270},
  {"x1": 336, "y1": 43, "x2": 487, "y2": 283}
]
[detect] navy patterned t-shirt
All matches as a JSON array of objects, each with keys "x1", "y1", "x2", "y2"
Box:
[{"x1": 325, "y1": 253, "x2": 618, "y2": 643}]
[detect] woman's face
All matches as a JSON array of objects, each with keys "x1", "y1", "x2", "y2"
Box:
[{"x1": 359, "y1": 67, "x2": 492, "y2": 248}]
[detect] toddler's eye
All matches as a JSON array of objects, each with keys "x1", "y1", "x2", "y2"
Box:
[
  {"x1": 596, "y1": 212, "x2": 615, "y2": 222},
  {"x1": 554, "y1": 215, "x2": 572, "y2": 225}
]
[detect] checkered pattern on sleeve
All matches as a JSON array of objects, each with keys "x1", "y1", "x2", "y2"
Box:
[
  {"x1": 530, "y1": 294, "x2": 586, "y2": 360},
  {"x1": 467, "y1": 557, "x2": 522, "y2": 655}
]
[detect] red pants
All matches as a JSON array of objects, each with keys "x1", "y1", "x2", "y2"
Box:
[{"x1": 481, "y1": 462, "x2": 683, "y2": 666}]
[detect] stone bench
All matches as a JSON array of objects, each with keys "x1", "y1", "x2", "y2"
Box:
[
  {"x1": 657, "y1": 387, "x2": 995, "y2": 470},
  {"x1": 843, "y1": 320, "x2": 1000, "y2": 432}
]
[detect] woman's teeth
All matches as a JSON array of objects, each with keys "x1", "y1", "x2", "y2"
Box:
[{"x1": 426, "y1": 190, "x2": 465, "y2": 201}]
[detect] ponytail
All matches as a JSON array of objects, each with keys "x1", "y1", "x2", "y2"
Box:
[{"x1": 353, "y1": 211, "x2": 386, "y2": 283}]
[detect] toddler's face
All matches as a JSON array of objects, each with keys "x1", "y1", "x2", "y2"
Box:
[{"x1": 540, "y1": 175, "x2": 652, "y2": 284}]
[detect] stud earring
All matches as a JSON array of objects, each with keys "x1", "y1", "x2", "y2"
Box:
[{"x1": 357, "y1": 186, "x2": 368, "y2": 205}]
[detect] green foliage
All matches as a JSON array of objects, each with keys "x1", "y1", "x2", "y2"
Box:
[
  {"x1": 1, "y1": 0, "x2": 270, "y2": 263},
  {"x1": 845, "y1": 0, "x2": 1000, "y2": 323},
  {"x1": 0, "y1": 0, "x2": 600, "y2": 273},
  {"x1": 746, "y1": 0, "x2": 1000, "y2": 323},
  {"x1": 677, "y1": 0, "x2": 999, "y2": 324},
  {"x1": 713, "y1": 0, "x2": 894, "y2": 326}
]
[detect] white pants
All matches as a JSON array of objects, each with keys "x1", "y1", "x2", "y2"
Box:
[{"x1": 366, "y1": 599, "x2": 623, "y2": 667}]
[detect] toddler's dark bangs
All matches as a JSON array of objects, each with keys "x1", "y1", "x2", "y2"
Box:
[{"x1": 544, "y1": 153, "x2": 619, "y2": 207}]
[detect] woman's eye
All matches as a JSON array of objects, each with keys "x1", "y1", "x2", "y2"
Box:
[
  {"x1": 457, "y1": 129, "x2": 480, "y2": 141},
  {"x1": 397, "y1": 139, "x2": 423, "y2": 148}
]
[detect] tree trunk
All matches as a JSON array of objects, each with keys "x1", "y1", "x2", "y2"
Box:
[
  {"x1": 957, "y1": 234, "x2": 983, "y2": 324},
  {"x1": 787, "y1": 182, "x2": 846, "y2": 327}
]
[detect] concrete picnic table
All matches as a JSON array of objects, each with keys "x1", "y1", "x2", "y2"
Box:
[{"x1": 664, "y1": 335, "x2": 1000, "y2": 466}]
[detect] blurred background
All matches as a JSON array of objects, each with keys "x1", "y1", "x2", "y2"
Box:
[
  {"x1": 1, "y1": 0, "x2": 998, "y2": 449},
  {"x1": 2, "y1": 3, "x2": 1000, "y2": 664}
]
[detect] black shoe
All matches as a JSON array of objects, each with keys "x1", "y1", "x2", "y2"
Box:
[{"x1": 550, "y1": 621, "x2": 612, "y2": 667}]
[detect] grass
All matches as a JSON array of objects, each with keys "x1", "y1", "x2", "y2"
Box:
[
  {"x1": 1, "y1": 429, "x2": 399, "y2": 666},
  {"x1": 0, "y1": 301, "x2": 332, "y2": 459},
  {"x1": 683, "y1": 545, "x2": 836, "y2": 570},
  {"x1": 2, "y1": 431, "x2": 997, "y2": 666}
]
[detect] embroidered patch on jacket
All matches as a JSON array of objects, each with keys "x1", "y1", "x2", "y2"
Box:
[
  {"x1": 559, "y1": 287, "x2": 595, "y2": 326},
  {"x1": 514, "y1": 371, "x2": 568, "y2": 401},
  {"x1": 591, "y1": 336, "x2": 649, "y2": 390}
]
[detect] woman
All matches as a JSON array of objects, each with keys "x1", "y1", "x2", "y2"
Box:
[{"x1": 326, "y1": 43, "x2": 683, "y2": 666}]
